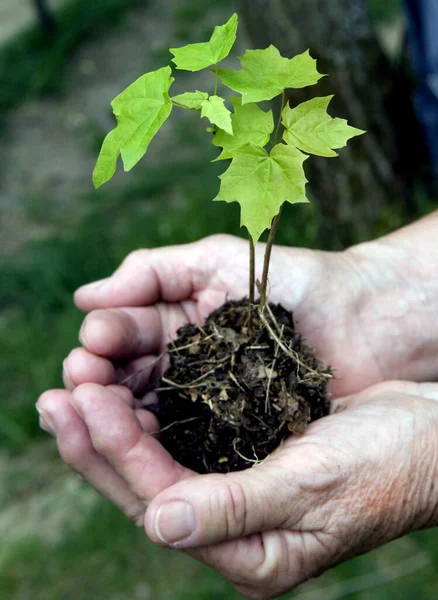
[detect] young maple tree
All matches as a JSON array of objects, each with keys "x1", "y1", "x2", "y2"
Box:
[{"x1": 93, "y1": 13, "x2": 364, "y2": 308}]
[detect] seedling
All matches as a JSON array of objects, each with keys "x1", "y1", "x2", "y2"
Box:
[{"x1": 94, "y1": 14, "x2": 364, "y2": 473}]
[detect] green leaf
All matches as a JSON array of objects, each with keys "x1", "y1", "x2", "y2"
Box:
[
  {"x1": 215, "y1": 143, "x2": 309, "y2": 242},
  {"x1": 200, "y1": 96, "x2": 233, "y2": 135},
  {"x1": 218, "y1": 46, "x2": 323, "y2": 104},
  {"x1": 212, "y1": 97, "x2": 274, "y2": 160},
  {"x1": 282, "y1": 96, "x2": 365, "y2": 157},
  {"x1": 92, "y1": 129, "x2": 121, "y2": 189},
  {"x1": 93, "y1": 66, "x2": 174, "y2": 188},
  {"x1": 170, "y1": 13, "x2": 238, "y2": 72},
  {"x1": 172, "y1": 91, "x2": 209, "y2": 110}
]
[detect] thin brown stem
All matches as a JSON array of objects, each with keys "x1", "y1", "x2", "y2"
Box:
[
  {"x1": 258, "y1": 91, "x2": 287, "y2": 310},
  {"x1": 273, "y1": 90, "x2": 286, "y2": 147},
  {"x1": 249, "y1": 236, "x2": 255, "y2": 304},
  {"x1": 214, "y1": 65, "x2": 219, "y2": 96},
  {"x1": 259, "y1": 212, "x2": 281, "y2": 309}
]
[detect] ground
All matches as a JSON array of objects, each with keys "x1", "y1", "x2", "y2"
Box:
[{"x1": 0, "y1": 0, "x2": 240, "y2": 254}]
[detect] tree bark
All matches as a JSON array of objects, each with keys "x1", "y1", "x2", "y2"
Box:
[
  {"x1": 239, "y1": 0, "x2": 425, "y2": 247},
  {"x1": 33, "y1": 0, "x2": 57, "y2": 36}
]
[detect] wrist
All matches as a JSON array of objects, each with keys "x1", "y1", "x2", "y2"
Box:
[
  {"x1": 344, "y1": 235, "x2": 438, "y2": 383},
  {"x1": 424, "y1": 402, "x2": 438, "y2": 528},
  {"x1": 380, "y1": 394, "x2": 438, "y2": 535},
  {"x1": 414, "y1": 398, "x2": 438, "y2": 530}
]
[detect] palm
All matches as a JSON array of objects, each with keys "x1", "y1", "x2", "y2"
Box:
[
  {"x1": 38, "y1": 234, "x2": 438, "y2": 599},
  {"x1": 171, "y1": 383, "x2": 436, "y2": 598},
  {"x1": 72, "y1": 234, "x2": 416, "y2": 398}
]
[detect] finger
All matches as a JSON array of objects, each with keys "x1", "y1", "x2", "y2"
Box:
[
  {"x1": 78, "y1": 307, "x2": 163, "y2": 359},
  {"x1": 78, "y1": 303, "x2": 196, "y2": 360},
  {"x1": 36, "y1": 389, "x2": 148, "y2": 525},
  {"x1": 74, "y1": 243, "x2": 206, "y2": 311},
  {"x1": 135, "y1": 407, "x2": 157, "y2": 429},
  {"x1": 63, "y1": 348, "x2": 117, "y2": 390},
  {"x1": 63, "y1": 346, "x2": 163, "y2": 396},
  {"x1": 145, "y1": 458, "x2": 309, "y2": 549},
  {"x1": 69, "y1": 383, "x2": 194, "y2": 502},
  {"x1": 116, "y1": 355, "x2": 162, "y2": 396},
  {"x1": 188, "y1": 530, "x2": 317, "y2": 600}
]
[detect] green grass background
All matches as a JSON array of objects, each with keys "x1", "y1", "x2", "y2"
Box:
[{"x1": 1, "y1": 0, "x2": 438, "y2": 598}]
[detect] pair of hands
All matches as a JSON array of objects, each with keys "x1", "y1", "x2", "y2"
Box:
[{"x1": 37, "y1": 234, "x2": 438, "y2": 599}]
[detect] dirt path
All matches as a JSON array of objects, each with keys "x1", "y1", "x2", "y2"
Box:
[
  {"x1": 0, "y1": 0, "x2": 238, "y2": 255},
  {"x1": 0, "y1": 2, "x2": 402, "y2": 257},
  {"x1": 0, "y1": 0, "x2": 69, "y2": 46}
]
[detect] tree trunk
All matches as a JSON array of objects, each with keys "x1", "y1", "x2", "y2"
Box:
[
  {"x1": 33, "y1": 0, "x2": 57, "y2": 36},
  {"x1": 239, "y1": 0, "x2": 425, "y2": 247}
]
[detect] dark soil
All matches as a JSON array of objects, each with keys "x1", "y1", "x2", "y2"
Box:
[{"x1": 147, "y1": 299, "x2": 331, "y2": 473}]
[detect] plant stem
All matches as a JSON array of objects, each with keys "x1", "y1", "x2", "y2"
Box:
[
  {"x1": 249, "y1": 236, "x2": 255, "y2": 304},
  {"x1": 214, "y1": 66, "x2": 219, "y2": 96},
  {"x1": 259, "y1": 90, "x2": 287, "y2": 309},
  {"x1": 259, "y1": 212, "x2": 281, "y2": 310},
  {"x1": 273, "y1": 90, "x2": 286, "y2": 147}
]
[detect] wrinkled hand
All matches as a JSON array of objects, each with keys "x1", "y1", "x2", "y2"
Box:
[
  {"x1": 37, "y1": 234, "x2": 438, "y2": 598},
  {"x1": 38, "y1": 377, "x2": 438, "y2": 599},
  {"x1": 46, "y1": 233, "x2": 438, "y2": 398}
]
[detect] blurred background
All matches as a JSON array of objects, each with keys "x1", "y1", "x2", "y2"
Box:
[{"x1": 0, "y1": 0, "x2": 437, "y2": 598}]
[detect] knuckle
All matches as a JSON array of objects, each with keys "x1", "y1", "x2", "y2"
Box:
[
  {"x1": 211, "y1": 480, "x2": 248, "y2": 539},
  {"x1": 74, "y1": 381, "x2": 102, "y2": 403},
  {"x1": 251, "y1": 560, "x2": 277, "y2": 588},
  {"x1": 204, "y1": 233, "x2": 234, "y2": 244},
  {"x1": 250, "y1": 533, "x2": 293, "y2": 591},
  {"x1": 102, "y1": 426, "x2": 150, "y2": 473},
  {"x1": 200, "y1": 534, "x2": 288, "y2": 598},
  {"x1": 232, "y1": 553, "x2": 290, "y2": 600},
  {"x1": 58, "y1": 433, "x2": 93, "y2": 473},
  {"x1": 125, "y1": 434, "x2": 152, "y2": 468},
  {"x1": 122, "y1": 249, "x2": 148, "y2": 268},
  {"x1": 202, "y1": 233, "x2": 241, "y2": 252},
  {"x1": 91, "y1": 428, "x2": 122, "y2": 457}
]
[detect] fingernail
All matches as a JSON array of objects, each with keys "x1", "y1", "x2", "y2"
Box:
[
  {"x1": 63, "y1": 360, "x2": 74, "y2": 390},
  {"x1": 154, "y1": 501, "x2": 196, "y2": 545},
  {"x1": 36, "y1": 406, "x2": 56, "y2": 436}
]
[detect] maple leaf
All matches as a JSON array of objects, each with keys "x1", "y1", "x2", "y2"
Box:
[
  {"x1": 170, "y1": 13, "x2": 238, "y2": 72},
  {"x1": 212, "y1": 97, "x2": 274, "y2": 160},
  {"x1": 200, "y1": 96, "x2": 233, "y2": 135},
  {"x1": 218, "y1": 46, "x2": 323, "y2": 104},
  {"x1": 215, "y1": 143, "x2": 309, "y2": 242},
  {"x1": 282, "y1": 96, "x2": 365, "y2": 157},
  {"x1": 93, "y1": 67, "x2": 174, "y2": 188},
  {"x1": 172, "y1": 91, "x2": 209, "y2": 110}
]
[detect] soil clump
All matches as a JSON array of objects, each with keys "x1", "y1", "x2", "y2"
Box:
[{"x1": 147, "y1": 299, "x2": 331, "y2": 473}]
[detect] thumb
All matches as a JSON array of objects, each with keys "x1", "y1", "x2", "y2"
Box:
[{"x1": 145, "y1": 462, "x2": 305, "y2": 549}]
